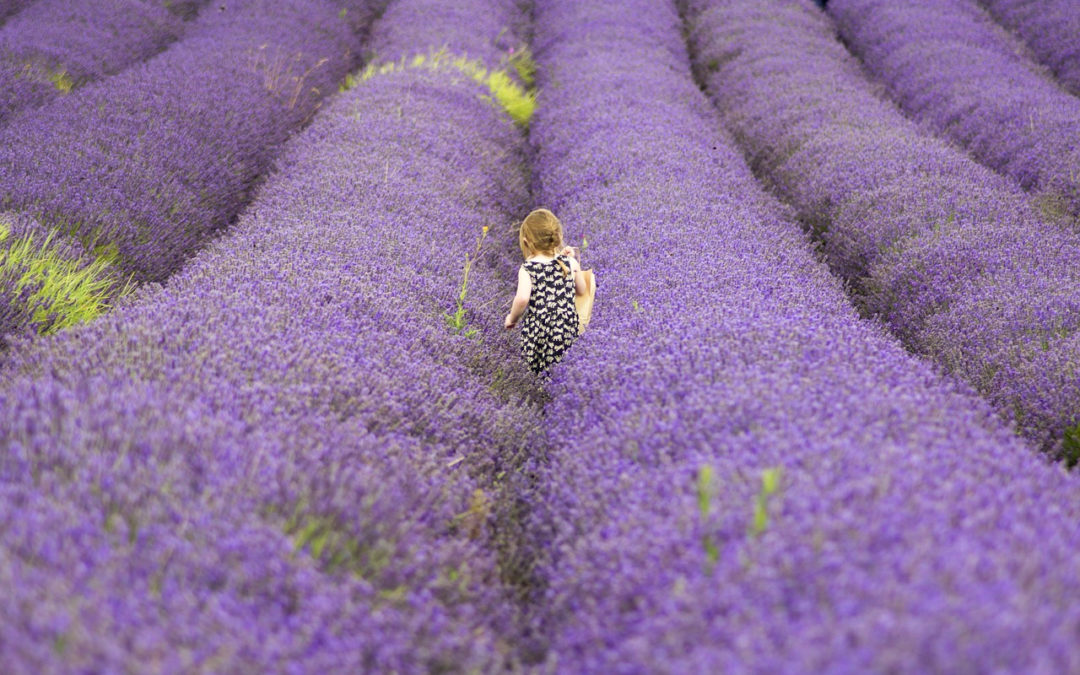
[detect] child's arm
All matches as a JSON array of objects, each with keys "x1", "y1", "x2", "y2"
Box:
[{"x1": 504, "y1": 266, "x2": 531, "y2": 329}]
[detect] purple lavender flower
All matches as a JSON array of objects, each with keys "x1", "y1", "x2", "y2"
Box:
[
  {"x1": 522, "y1": 0, "x2": 1080, "y2": 670},
  {"x1": 0, "y1": 0, "x2": 195, "y2": 122},
  {"x1": 828, "y1": 0, "x2": 1080, "y2": 219},
  {"x1": 978, "y1": 0, "x2": 1080, "y2": 96}
]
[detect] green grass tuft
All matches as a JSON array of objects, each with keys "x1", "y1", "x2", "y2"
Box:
[
  {"x1": 11, "y1": 59, "x2": 75, "y2": 93},
  {"x1": 0, "y1": 223, "x2": 127, "y2": 334},
  {"x1": 344, "y1": 46, "x2": 536, "y2": 127},
  {"x1": 508, "y1": 45, "x2": 536, "y2": 87},
  {"x1": 48, "y1": 68, "x2": 74, "y2": 93},
  {"x1": 485, "y1": 68, "x2": 534, "y2": 126}
]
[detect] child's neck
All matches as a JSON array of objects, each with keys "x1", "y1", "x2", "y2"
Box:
[{"x1": 527, "y1": 252, "x2": 556, "y2": 262}]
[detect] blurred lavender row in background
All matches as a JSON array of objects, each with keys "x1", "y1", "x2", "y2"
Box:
[
  {"x1": 0, "y1": 0, "x2": 204, "y2": 123},
  {"x1": 979, "y1": 0, "x2": 1080, "y2": 96},
  {"x1": 520, "y1": 0, "x2": 1080, "y2": 669},
  {"x1": 683, "y1": 0, "x2": 1080, "y2": 457},
  {"x1": 0, "y1": 0, "x2": 546, "y2": 669},
  {"x1": 0, "y1": 0, "x2": 381, "y2": 347},
  {"x1": 0, "y1": 0, "x2": 373, "y2": 288},
  {"x1": 829, "y1": 0, "x2": 1080, "y2": 220}
]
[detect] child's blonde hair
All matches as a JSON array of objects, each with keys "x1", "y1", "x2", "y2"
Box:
[{"x1": 520, "y1": 208, "x2": 570, "y2": 276}]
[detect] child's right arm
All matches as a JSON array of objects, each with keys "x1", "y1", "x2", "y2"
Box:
[{"x1": 504, "y1": 266, "x2": 531, "y2": 329}]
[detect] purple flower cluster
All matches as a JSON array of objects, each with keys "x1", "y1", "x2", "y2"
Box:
[
  {"x1": 0, "y1": 0, "x2": 543, "y2": 670},
  {"x1": 0, "y1": 0, "x2": 195, "y2": 122},
  {"x1": 828, "y1": 0, "x2": 1080, "y2": 218},
  {"x1": 524, "y1": 0, "x2": 1080, "y2": 669},
  {"x1": 978, "y1": 0, "x2": 1080, "y2": 96},
  {"x1": 0, "y1": 0, "x2": 372, "y2": 285},
  {"x1": 682, "y1": 0, "x2": 1080, "y2": 454}
]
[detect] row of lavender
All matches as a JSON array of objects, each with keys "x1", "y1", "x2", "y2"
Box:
[
  {"x1": 0, "y1": 0, "x2": 542, "y2": 669},
  {"x1": 827, "y1": 0, "x2": 1080, "y2": 220},
  {"x1": 979, "y1": 0, "x2": 1080, "y2": 96},
  {"x1": 682, "y1": 0, "x2": 1080, "y2": 457},
  {"x1": 522, "y1": 0, "x2": 1080, "y2": 670},
  {"x1": 0, "y1": 0, "x2": 206, "y2": 123},
  {"x1": 0, "y1": 0, "x2": 377, "y2": 346}
]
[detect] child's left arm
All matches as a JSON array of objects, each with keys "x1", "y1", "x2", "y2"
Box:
[{"x1": 505, "y1": 266, "x2": 531, "y2": 329}]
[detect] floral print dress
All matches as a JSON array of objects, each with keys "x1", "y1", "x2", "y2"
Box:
[{"x1": 521, "y1": 254, "x2": 579, "y2": 374}]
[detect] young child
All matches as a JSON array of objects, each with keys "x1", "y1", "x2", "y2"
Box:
[{"x1": 504, "y1": 208, "x2": 588, "y2": 375}]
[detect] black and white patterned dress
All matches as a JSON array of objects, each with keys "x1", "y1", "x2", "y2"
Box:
[{"x1": 521, "y1": 255, "x2": 579, "y2": 374}]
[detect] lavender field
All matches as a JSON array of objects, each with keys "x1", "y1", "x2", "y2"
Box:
[{"x1": 1, "y1": 0, "x2": 1079, "y2": 672}]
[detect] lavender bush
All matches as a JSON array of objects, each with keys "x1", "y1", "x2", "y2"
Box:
[
  {"x1": 0, "y1": 0, "x2": 547, "y2": 669},
  {"x1": 682, "y1": 0, "x2": 1080, "y2": 455},
  {"x1": 978, "y1": 0, "x2": 1080, "y2": 96},
  {"x1": 828, "y1": 0, "x2": 1080, "y2": 220},
  {"x1": 523, "y1": 0, "x2": 1080, "y2": 669},
  {"x1": 0, "y1": 0, "x2": 196, "y2": 122},
  {"x1": 0, "y1": 0, "x2": 373, "y2": 288}
]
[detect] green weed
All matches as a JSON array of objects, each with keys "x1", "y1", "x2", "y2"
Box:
[
  {"x1": 696, "y1": 465, "x2": 719, "y2": 565},
  {"x1": 444, "y1": 225, "x2": 489, "y2": 338},
  {"x1": 750, "y1": 467, "x2": 782, "y2": 536}
]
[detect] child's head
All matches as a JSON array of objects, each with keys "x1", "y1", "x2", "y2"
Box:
[{"x1": 519, "y1": 208, "x2": 564, "y2": 259}]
